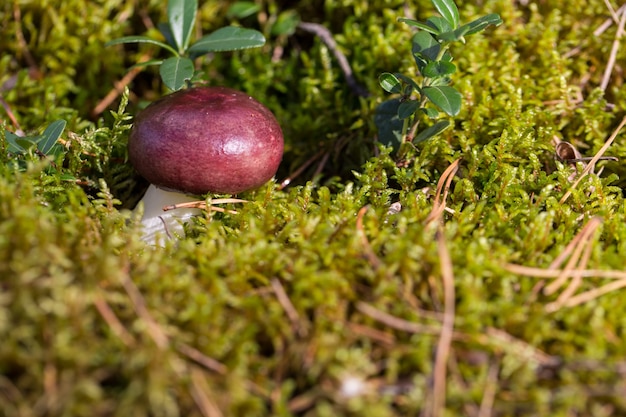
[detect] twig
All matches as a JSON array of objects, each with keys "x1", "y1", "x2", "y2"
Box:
[
  {"x1": 564, "y1": 4, "x2": 626, "y2": 58},
  {"x1": 600, "y1": 5, "x2": 626, "y2": 92},
  {"x1": 271, "y1": 278, "x2": 308, "y2": 337},
  {"x1": 430, "y1": 226, "x2": 456, "y2": 417},
  {"x1": 121, "y1": 275, "x2": 169, "y2": 349},
  {"x1": 356, "y1": 301, "x2": 444, "y2": 335},
  {"x1": 477, "y1": 359, "x2": 500, "y2": 417},
  {"x1": 92, "y1": 53, "x2": 152, "y2": 117},
  {"x1": 297, "y1": 22, "x2": 370, "y2": 97},
  {"x1": 504, "y1": 264, "x2": 626, "y2": 280},
  {"x1": 189, "y1": 367, "x2": 224, "y2": 417},
  {"x1": 559, "y1": 116, "x2": 626, "y2": 204},
  {"x1": 279, "y1": 148, "x2": 326, "y2": 189},
  {"x1": 425, "y1": 159, "x2": 460, "y2": 226},
  {"x1": 356, "y1": 206, "x2": 383, "y2": 270},
  {"x1": 93, "y1": 294, "x2": 137, "y2": 346},
  {"x1": 544, "y1": 217, "x2": 602, "y2": 296}
]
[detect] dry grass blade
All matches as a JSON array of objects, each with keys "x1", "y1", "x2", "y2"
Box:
[
  {"x1": 271, "y1": 278, "x2": 308, "y2": 337},
  {"x1": 429, "y1": 225, "x2": 456, "y2": 417},
  {"x1": 163, "y1": 198, "x2": 248, "y2": 212},
  {"x1": 93, "y1": 293, "x2": 136, "y2": 347},
  {"x1": 356, "y1": 206, "x2": 383, "y2": 270},
  {"x1": 189, "y1": 367, "x2": 224, "y2": 417},
  {"x1": 544, "y1": 216, "x2": 602, "y2": 296},
  {"x1": 121, "y1": 274, "x2": 170, "y2": 349},
  {"x1": 560, "y1": 116, "x2": 626, "y2": 204},
  {"x1": 356, "y1": 301, "x2": 444, "y2": 335},
  {"x1": 600, "y1": 4, "x2": 626, "y2": 91},
  {"x1": 425, "y1": 159, "x2": 460, "y2": 226},
  {"x1": 504, "y1": 217, "x2": 626, "y2": 310}
]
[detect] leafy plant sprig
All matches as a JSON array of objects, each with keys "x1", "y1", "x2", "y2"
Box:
[
  {"x1": 3, "y1": 120, "x2": 69, "y2": 174},
  {"x1": 105, "y1": 0, "x2": 266, "y2": 91},
  {"x1": 375, "y1": 0, "x2": 502, "y2": 156}
]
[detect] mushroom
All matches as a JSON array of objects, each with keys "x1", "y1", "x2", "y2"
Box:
[{"x1": 129, "y1": 86, "x2": 284, "y2": 245}]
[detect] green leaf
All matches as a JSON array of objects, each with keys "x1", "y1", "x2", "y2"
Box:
[
  {"x1": 412, "y1": 31, "x2": 440, "y2": 72},
  {"x1": 374, "y1": 99, "x2": 404, "y2": 150},
  {"x1": 426, "y1": 16, "x2": 452, "y2": 34},
  {"x1": 379, "y1": 72, "x2": 402, "y2": 94},
  {"x1": 422, "y1": 61, "x2": 456, "y2": 78},
  {"x1": 159, "y1": 57, "x2": 195, "y2": 91},
  {"x1": 130, "y1": 59, "x2": 164, "y2": 70},
  {"x1": 4, "y1": 130, "x2": 24, "y2": 153},
  {"x1": 398, "y1": 18, "x2": 440, "y2": 35},
  {"x1": 187, "y1": 26, "x2": 265, "y2": 54},
  {"x1": 105, "y1": 36, "x2": 179, "y2": 56},
  {"x1": 271, "y1": 10, "x2": 300, "y2": 36},
  {"x1": 422, "y1": 86, "x2": 462, "y2": 116},
  {"x1": 414, "y1": 120, "x2": 450, "y2": 143},
  {"x1": 395, "y1": 73, "x2": 421, "y2": 93},
  {"x1": 461, "y1": 13, "x2": 503, "y2": 36},
  {"x1": 412, "y1": 31, "x2": 440, "y2": 61},
  {"x1": 16, "y1": 138, "x2": 37, "y2": 151},
  {"x1": 432, "y1": 0, "x2": 460, "y2": 29},
  {"x1": 37, "y1": 120, "x2": 66, "y2": 155},
  {"x1": 227, "y1": 2, "x2": 261, "y2": 19},
  {"x1": 421, "y1": 107, "x2": 439, "y2": 119},
  {"x1": 398, "y1": 100, "x2": 420, "y2": 119},
  {"x1": 168, "y1": 0, "x2": 197, "y2": 52}
]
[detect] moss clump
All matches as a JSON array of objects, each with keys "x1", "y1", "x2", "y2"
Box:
[{"x1": 2, "y1": 0, "x2": 626, "y2": 416}]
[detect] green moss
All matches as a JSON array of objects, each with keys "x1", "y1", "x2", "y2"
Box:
[{"x1": 3, "y1": 0, "x2": 626, "y2": 415}]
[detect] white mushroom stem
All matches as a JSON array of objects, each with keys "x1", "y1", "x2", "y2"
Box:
[{"x1": 136, "y1": 184, "x2": 202, "y2": 246}]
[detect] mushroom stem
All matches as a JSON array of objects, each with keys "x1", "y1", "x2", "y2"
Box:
[{"x1": 137, "y1": 184, "x2": 202, "y2": 245}]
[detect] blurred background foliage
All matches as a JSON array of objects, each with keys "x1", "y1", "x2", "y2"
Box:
[{"x1": 2, "y1": 0, "x2": 626, "y2": 416}]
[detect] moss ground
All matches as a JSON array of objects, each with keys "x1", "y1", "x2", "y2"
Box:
[{"x1": 2, "y1": 0, "x2": 626, "y2": 415}]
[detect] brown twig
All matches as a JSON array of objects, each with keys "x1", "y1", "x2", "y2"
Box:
[
  {"x1": 297, "y1": 22, "x2": 370, "y2": 98},
  {"x1": 93, "y1": 294, "x2": 137, "y2": 347},
  {"x1": 189, "y1": 367, "x2": 224, "y2": 417},
  {"x1": 279, "y1": 148, "x2": 326, "y2": 189},
  {"x1": 271, "y1": 278, "x2": 308, "y2": 337},
  {"x1": 356, "y1": 206, "x2": 383, "y2": 270},
  {"x1": 425, "y1": 159, "x2": 460, "y2": 226},
  {"x1": 600, "y1": 4, "x2": 626, "y2": 92},
  {"x1": 92, "y1": 53, "x2": 152, "y2": 117},
  {"x1": 163, "y1": 198, "x2": 247, "y2": 211},
  {"x1": 559, "y1": 116, "x2": 626, "y2": 204},
  {"x1": 430, "y1": 226, "x2": 456, "y2": 417}
]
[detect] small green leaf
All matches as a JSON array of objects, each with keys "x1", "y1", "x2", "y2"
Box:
[
  {"x1": 159, "y1": 57, "x2": 195, "y2": 91},
  {"x1": 426, "y1": 16, "x2": 452, "y2": 34},
  {"x1": 398, "y1": 18, "x2": 440, "y2": 35},
  {"x1": 168, "y1": 0, "x2": 198, "y2": 52},
  {"x1": 379, "y1": 73, "x2": 402, "y2": 94},
  {"x1": 5, "y1": 130, "x2": 25, "y2": 153},
  {"x1": 38, "y1": 120, "x2": 66, "y2": 155},
  {"x1": 422, "y1": 86, "x2": 462, "y2": 116},
  {"x1": 374, "y1": 99, "x2": 404, "y2": 150},
  {"x1": 461, "y1": 13, "x2": 503, "y2": 36},
  {"x1": 105, "y1": 36, "x2": 179, "y2": 56},
  {"x1": 412, "y1": 32, "x2": 440, "y2": 72},
  {"x1": 227, "y1": 2, "x2": 261, "y2": 19},
  {"x1": 398, "y1": 100, "x2": 420, "y2": 119},
  {"x1": 271, "y1": 10, "x2": 300, "y2": 36},
  {"x1": 412, "y1": 31, "x2": 440, "y2": 61},
  {"x1": 130, "y1": 59, "x2": 164, "y2": 70},
  {"x1": 395, "y1": 73, "x2": 421, "y2": 93},
  {"x1": 187, "y1": 26, "x2": 265, "y2": 54},
  {"x1": 16, "y1": 138, "x2": 37, "y2": 151},
  {"x1": 423, "y1": 61, "x2": 456, "y2": 78},
  {"x1": 432, "y1": 0, "x2": 460, "y2": 29},
  {"x1": 421, "y1": 107, "x2": 439, "y2": 119},
  {"x1": 414, "y1": 120, "x2": 450, "y2": 143}
]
